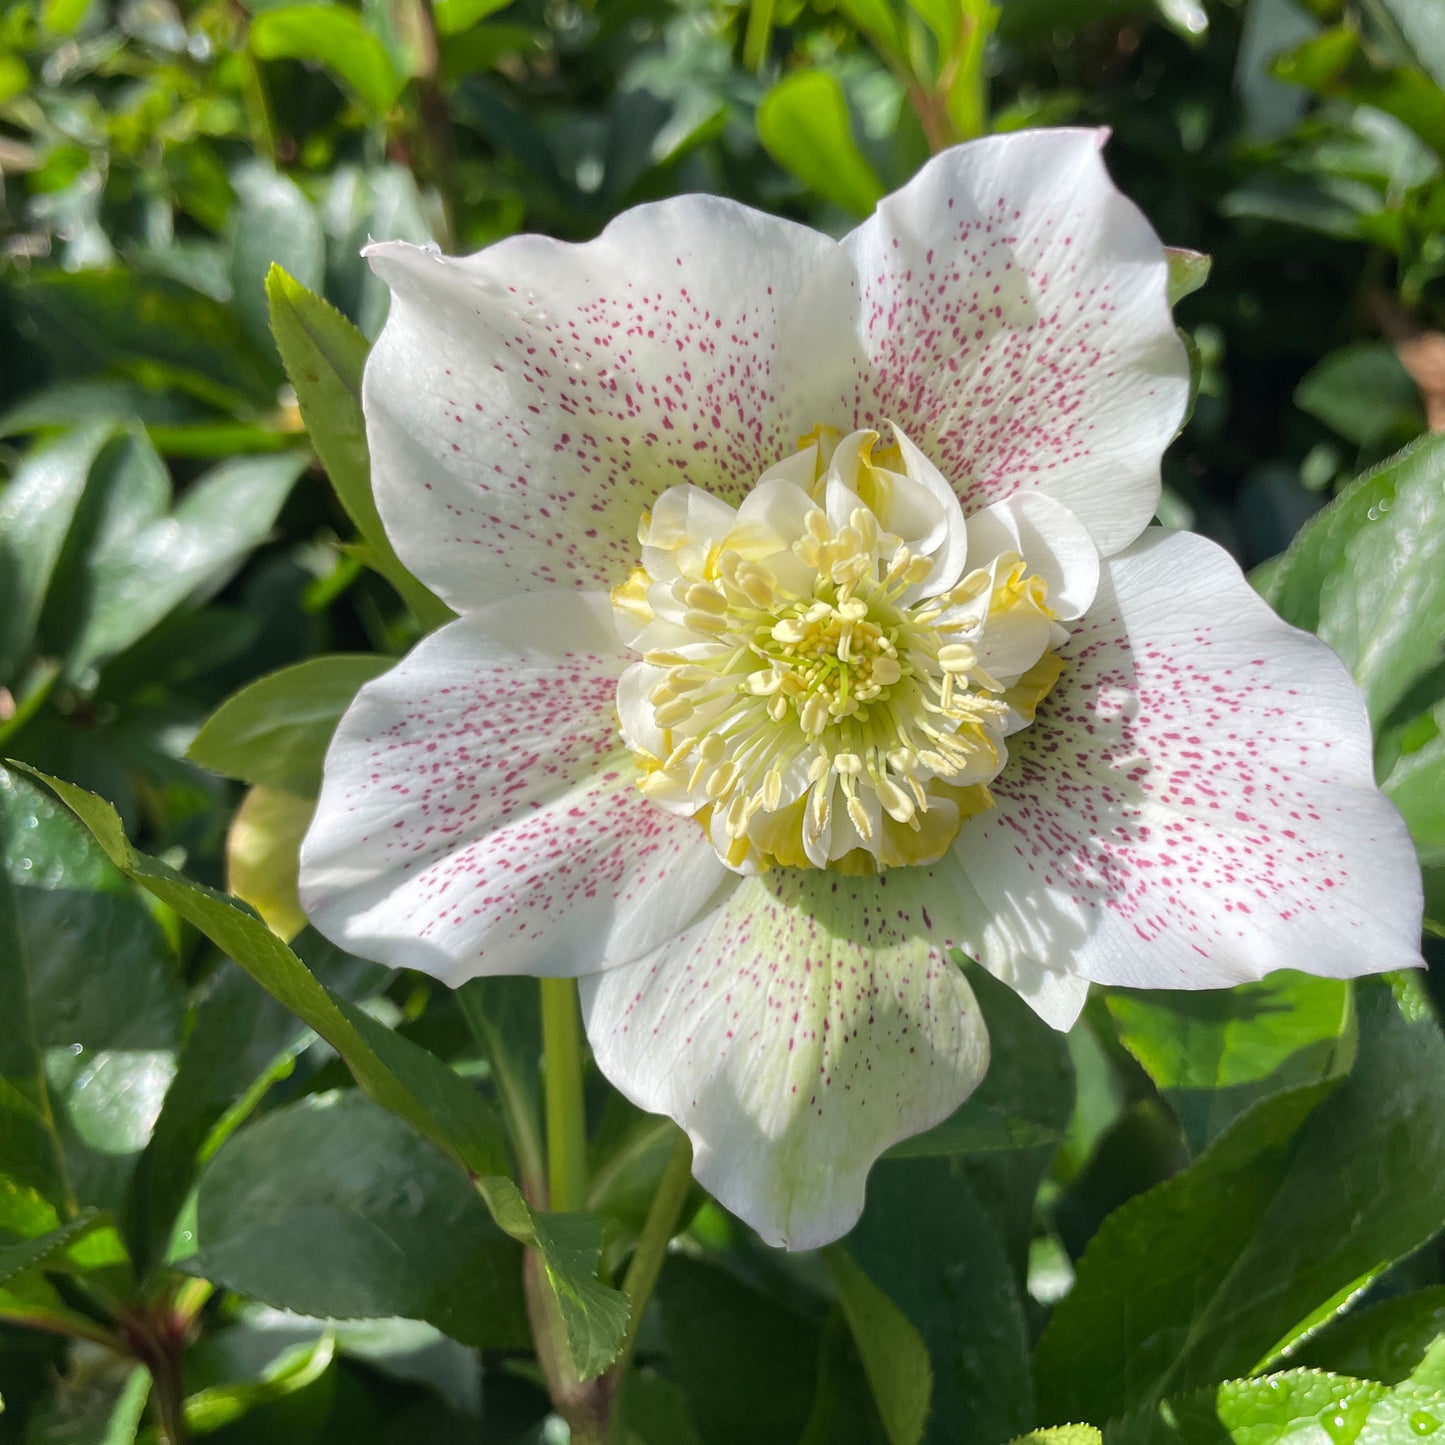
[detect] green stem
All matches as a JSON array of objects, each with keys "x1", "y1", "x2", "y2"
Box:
[
  {"x1": 615, "y1": 1129, "x2": 693, "y2": 1376},
  {"x1": 540, "y1": 977, "x2": 588, "y2": 1213}
]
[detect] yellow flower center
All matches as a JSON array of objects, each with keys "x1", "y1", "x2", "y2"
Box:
[{"x1": 613, "y1": 427, "x2": 1065, "y2": 875}]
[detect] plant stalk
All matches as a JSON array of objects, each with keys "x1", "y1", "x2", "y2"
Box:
[{"x1": 540, "y1": 976, "x2": 588, "y2": 1213}]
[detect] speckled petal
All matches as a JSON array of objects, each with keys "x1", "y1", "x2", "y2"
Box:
[
  {"x1": 362, "y1": 201, "x2": 861, "y2": 611},
  {"x1": 842, "y1": 129, "x2": 1189, "y2": 558},
  {"x1": 580, "y1": 868, "x2": 990, "y2": 1249},
  {"x1": 951, "y1": 529, "x2": 1424, "y2": 994},
  {"x1": 299, "y1": 591, "x2": 730, "y2": 983}
]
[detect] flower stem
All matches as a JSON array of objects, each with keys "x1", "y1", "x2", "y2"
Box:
[
  {"x1": 540, "y1": 976, "x2": 588, "y2": 1213},
  {"x1": 616, "y1": 1128, "x2": 693, "y2": 1376}
]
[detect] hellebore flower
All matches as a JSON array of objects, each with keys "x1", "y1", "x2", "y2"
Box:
[{"x1": 300, "y1": 129, "x2": 1423, "y2": 1249}]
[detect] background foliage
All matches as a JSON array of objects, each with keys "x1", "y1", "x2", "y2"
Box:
[{"x1": 1, "y1": 0, "x2": 1444, "y2": 1439}]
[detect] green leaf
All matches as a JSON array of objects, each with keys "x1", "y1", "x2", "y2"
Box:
[
  {"x1": 823, "y1": 1248, "x2": 932, "y2": 1445},
  {"x1": 188, "y1": 654, "x2": 392, "y2": 794},
  {"x1": 1288, "y1": 1286, "x2": 1445, "y2": 1384},
  {"x1": 849, "y1": 1159, "x2": 1033, "y2": 1444},
  {"x1": 8, "y1": 766, "x2": 505, "y2": 1177},
  {"x1": 192, "y1": 1090, "x2": 529, "y2": 1347},
  {"x1": 1118, "y1": 1342, "x2": 1445, "y2": 1444},
  {"x1": 1008, "y1": 1430, "x2": 1102, "y2": 1445},
  {"x1": 1165, "y1": 248, "x2": 1212, "y2": 307},
  {"x1": 1378, "y1": 0, "x2": 1445, "y2": 90},
  {"x1": 43, "y1": 441, "x2": 307, "y2": 678},
  {"x1": 229, "y1": 162, "x2": 326, "y2": 354},
  {"x1": 40, "y1": 0, "x2": 91, "y2": 33},
  {"x1": 23, "y1": 1357, "x2": 150, "y2": 1445},
  {"x1": 1035, "y1": 988, "x2": 1445, "y2": 1425},
  {"x1": 265, "y1": 266, "x2": 453, "y2": 628},
  {"x1": 250, "y1": 6, "x2": 407, "y2": 114},
  {"x1": 1272, "y1": 27, "x2": 1445, "y2": 160},
  {"x1": 432, "y1": 0, "x2": 513, "y2": 36},
  {"x1": 0, "y1": 1211, "x2": 100, "y2": 1288},
  {"x1": 0, "y1": 766, "x2": 182, "y2": 1221},
  {"x1": 655, "y1": 1256, "x2": 823, "y2": 1445},
  {"x1": 0, "y1": 424, "x2": 110, "y2": 681},
  {"x1": 757, "y1": 70, "x2": 886, "y2": 216},
  {"x1": 469, "y1": 1174, "x2": 630, "y2": 1381},
  {"x1": 1105, "y1": 972, "x2": 1354, "y2": 1152},
  {"x1": 1382, "y1": 697, "x2": 1445, "y2": 865},
  {"x1": 183, "y1": 1331, "x2": 337, "y2": 1435},
  {"x1": 1295, "y1": 342, "x2": 1424, "y2": 448},
  {"x1": 130, "y1": 928, "x2": 389, "y2": 1275},
  {"x1": 10, "y1": 766, "x2": 631, "y2": 1374},
  {"x1": 8, "y1": 269, "x2": 282, "y2": 411},
  {"x1": 458, "y1": 976, "x2": 543, "y2": 1193},
  {"x1": 1255, "y1": 433, "x2": 1445, "y2": 726},
  {"x1": 799, "y1": 1309, "x2": 891, "y2": 1445}
]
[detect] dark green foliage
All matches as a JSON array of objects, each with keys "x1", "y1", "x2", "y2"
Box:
[{"x1": 1, "y1": 0, "x2": 1443, "y2": 1439}]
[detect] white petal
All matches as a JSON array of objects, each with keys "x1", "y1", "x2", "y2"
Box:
[
  {"x1": 362, "y1": 200, "x2": 861, "y2": 611},
  {"x1": 952, "y1": 529, "x2": 1424, "y2": 996},
  {"x1": 842, "y1": 129, "x2": 1189, "y2": 559},
  {"x1": 965, "y1": 491, "x2": 1100, "y2": 620},
  {"x1": 300, "y1": 591, "x2": 729, "y2": 983},
  {"x1": 581, "y1": 868, "x2": 989, "y2": 1249}
]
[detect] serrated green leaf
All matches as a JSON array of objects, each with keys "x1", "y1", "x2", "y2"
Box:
[
  {"x1": 265, "y1": 266, "x2": 453, "y2": 628},
  {"x1": 758, "y1": 70, "x2": 885, "y2": 216},
  {"x1": 823, "y1": 1248, "x2": 931, "y2": 1445},
  {"x1": 471, "y1": 1173, "x2": 630, "y2": 1380},
  {"x1": 0, "y1": 1212, "x2": 100, "y2": 1288},
  {"x1": 189, "y1": 654, "x2": 391, "y2": 794},
  {"x1": 1290, "y1": 1286, "x2": 1445, "y2": 1384},
  {"x1": 1036, "y1": 989, "x2": 1445, "y2": 1424},
  {"x1": 250, "y1": 6, "x2": 407, "y2": 114},
  {"x1": 1009, "y1": 1429, "x2": 1102, "y2": 1445},
  {"x1": 191, "y1": 1091, "x2": 528, "y2": 1347}
]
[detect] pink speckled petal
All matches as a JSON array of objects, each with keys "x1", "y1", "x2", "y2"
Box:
[
  {"x1": 843, "y1": 129, "x2": 1189, "y2": 558},
  {"x1": 951, "y1": 529, "x2": 1424, "y2": 995},
  {"x1": 362, "y1": 201, "x2": 862, "y2": 611},
  {"x1": 580, "y1": 868, "x2": 990, "y2": 1249},
  {"x1": 299, "y1": 591, "x2": 730, "y2": 983}
]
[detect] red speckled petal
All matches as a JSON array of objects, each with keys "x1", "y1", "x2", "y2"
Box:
[
  {"x1": 581, "y1": 868, "x2": 989, "y2": 1250},
  {"x1": 362, "y1": 201, "x2": 862, "y2": 611},
  {"x1": 843, "y1": 129, "x2": 1189, "y2": 558},
  {"x1": 952, "y1": 529, "x2": 1424, "y2": 993},
  {"x1": 299, "y1": 591, "x2": 730, "y2": 983}
]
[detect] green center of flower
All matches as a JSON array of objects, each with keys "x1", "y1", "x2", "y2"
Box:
[{"x1": 612, "y1": 427, "x2": 1065, "y2": 875}]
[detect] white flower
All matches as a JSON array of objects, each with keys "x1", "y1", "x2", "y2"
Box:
[{"x1": 299, "y1": 129, "x2": 1423, "y2": 1249}]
